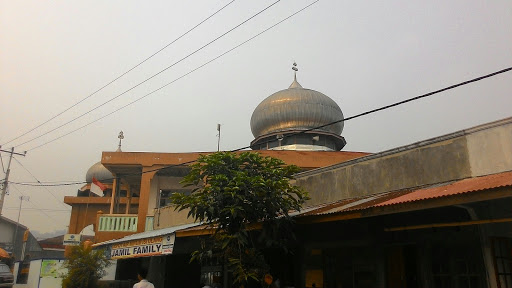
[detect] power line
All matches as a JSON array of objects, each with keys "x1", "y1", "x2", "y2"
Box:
[
  {"x1": 24, "y1": 0, "x2": 320, "y2": 152},
  {"x1": 12, "y1": 157, "x2": 71, "y2": 210},
  {"x1": 12, "y1": 0, "x2": 281, "y2": 148},
  {"x1": 1, "y1": 0, "x2": 237, "y2": 146},
  {"x1": 2, "y1": 180, "x2": 85, "y2": 184},
  {"x1": 3, "y1": 207, "x2": 71, "y2": 213},
  {"x1": 9, "y1": 65, "x2": 512, "y2": 187}
]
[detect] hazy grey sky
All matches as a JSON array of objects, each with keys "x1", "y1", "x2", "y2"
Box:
[{"x1": 1, "y1": 0, "x2": 511, "y2": 234}]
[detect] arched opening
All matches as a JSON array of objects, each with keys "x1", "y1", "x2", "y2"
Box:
[{"x1": 80, "y1": 224, "x2": 95, "y2": 237}]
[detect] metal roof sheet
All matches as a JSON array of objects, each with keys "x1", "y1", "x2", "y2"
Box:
[
  {"x1": 301, "y1": 170, "x2": 512, "y2": 217},
  {"x1": 376, "y1": 170, "x2": 512, "y2": 207}
]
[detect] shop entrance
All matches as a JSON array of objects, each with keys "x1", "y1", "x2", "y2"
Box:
[{"x1": 385, "y1": 245, "x2": 418, "y2": 288}]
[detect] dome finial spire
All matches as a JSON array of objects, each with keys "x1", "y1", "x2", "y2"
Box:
[
  {"x1": 116, "y1": 131, "x2": 124, "y2": 152},
  {"x1": 289, "y1": 62, "x2": 302, "y2": 88}
]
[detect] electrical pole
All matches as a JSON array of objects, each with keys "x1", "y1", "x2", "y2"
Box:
[
  {"x1": 0, "y1": 146, "x2": 27, "y2": 216},
  {"x1": 12, "y1": 196, "x2": 29, "y2": 254}
]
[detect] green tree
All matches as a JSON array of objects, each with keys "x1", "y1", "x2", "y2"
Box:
[
  {"x1": 170, "y1": 151, "x2": 309, "y2": 286},
  {"x1": 61, "y1": 244, "x2": 111, "y2": 288}
]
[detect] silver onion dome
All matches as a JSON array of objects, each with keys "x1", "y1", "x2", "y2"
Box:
[
  {"x1": 85, "y1": 161, "x2": 113, "y2": 183},
  {"x1": 250, "y1": 76, "x2": 344, "y2": 138}
]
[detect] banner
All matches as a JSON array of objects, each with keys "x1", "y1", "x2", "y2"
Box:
[
  {"x1": 40, "y1": 260, "x2": 63, "y2": 278},
  {"x1": 110, "y1": 234, "x2": 174, "y2": 259}
]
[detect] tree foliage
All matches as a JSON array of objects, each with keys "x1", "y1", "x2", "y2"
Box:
[
  {"x1": 170, "y1": 151, "x2": 309, "y2": 286},
  {"x1": 61, "y1": 244, "x2": 111, "y2": 288}
]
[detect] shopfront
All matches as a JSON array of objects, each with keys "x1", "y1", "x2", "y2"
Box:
[{"x1": 94, "y1": 223, "x2": 201, "y2": 288}]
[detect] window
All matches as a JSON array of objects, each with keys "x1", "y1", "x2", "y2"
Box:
[
  {"x1": 159, "y1": 190, "x2": 173, "y2": 207},
  {"x1": 492, "y1": 238, "x2": 512, "y2": 288},
  {"x1": 431, "y1": 245, "x2": 483, "y2": 288},
  {"x1": 158, "y1": 189, "x2": 192, "y2": 208}
]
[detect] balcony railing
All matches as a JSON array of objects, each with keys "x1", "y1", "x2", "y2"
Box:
[{"x1": 98, "y1": 214, "x2": 138, "y2": 232}]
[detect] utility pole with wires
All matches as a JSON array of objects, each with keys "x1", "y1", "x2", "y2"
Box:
[{"x1": 0, "y1": 146, "x2": 27, "y2": 216}]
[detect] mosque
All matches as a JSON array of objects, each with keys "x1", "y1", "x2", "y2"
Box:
[
  {"x1": 65, "y1": 65, "x2": 365, "y2": 244},
  {"x1": 57, "y1": 66, "x2": 512, "y2": 288}
]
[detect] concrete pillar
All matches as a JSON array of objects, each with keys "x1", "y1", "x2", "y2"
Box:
[
  {"x1": 137, "y1": 169, "x2": 157, "y2": 232},
  {"x1": 67, "y1": 206, "x2": 81, "y2": 234},
  {"x1": 96, "y1": 210, "x2": 103, "y2": 233},
  {"x1": 125, "y1": 186, "x2": 131, "y2": 214},
  {"x1": 110, "y1": 175, "x2": 118, "y2": 214},
  {"x1": 65, "y1": 206, "x2": 81, "y2": 257}
]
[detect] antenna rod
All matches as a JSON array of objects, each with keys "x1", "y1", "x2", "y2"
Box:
[
  {"x1": 217, "y1": 124, "x2": 221, "y2": 152},
  {"x1": 13, "y1": 196, "x2": 29, "y2": 253}
]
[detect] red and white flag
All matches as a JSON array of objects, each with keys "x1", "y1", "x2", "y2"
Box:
[{"x1": 90, "y1": 177, "x2": 107, "y2": 196}]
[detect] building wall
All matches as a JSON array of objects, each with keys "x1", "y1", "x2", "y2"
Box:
[
  {"x1": 68, "y1": 204, "x2": 106, "y2": 235},
  {"x1": 99, "y1": 150, "x2": 369, "y2": 232},
  {"x1": 148, "y1": 175, "x2": 186, "y2": 214},
  {"x1": 297, "y1": 136, "x2": 472, "y2": 206},
  {"x1": 156, "y1": 176, "x2": 185, "y2": 191},
  {"x1": 102, "y1": 260, "x2": 117, "y2": 281},
  {"x1": 466, "y1": 119, "x2": 512, "y2": 177},
  {"x1": 0, "y1": 221, "x2": 16, "y2": 247},
  {"x1": 154, "y1": 206, "x2": 194, "y2": 229},
  {"x1": 26, "y1": 259, "x2": 41, "y2": 288},
  {"x1": 296, "y1": 117, "x2": 512, "y2": 207},
  {"x1": 0, "y1": 219, "x2": 42, "y2": 262}
]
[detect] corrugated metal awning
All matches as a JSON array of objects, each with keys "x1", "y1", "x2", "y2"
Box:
[
  {"x1": 375, "y1": 170, "x2": 512, "y2": 207},
  {"x1": 93, "y1": 222, "x2": 201, "y2": 248}
]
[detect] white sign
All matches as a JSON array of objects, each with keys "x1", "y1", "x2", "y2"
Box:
[
  {"x1": 109, "y1": 233, "x2": 176, "y2": 259},
  {"x1": 63, "y1": 234, "x2": 81, "y2": 246},
  {"x1": 161, "y1": 234, "x2": 175, "y2": 255},
  {"x1": 110, "y1": 242, "x2": 162, "y2": 259}
]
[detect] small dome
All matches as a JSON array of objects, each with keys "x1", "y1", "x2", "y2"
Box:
[
  {"x1": 250, "y1": 76, "x2": 344, "y2": 138},
  {"x1": 85, "y1": 162, "x2": 113, "y2": 183}
]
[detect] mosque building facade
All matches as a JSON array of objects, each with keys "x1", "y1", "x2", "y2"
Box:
[{"x1": 56, "y1": 68, "x2": 512, "y2": 288}]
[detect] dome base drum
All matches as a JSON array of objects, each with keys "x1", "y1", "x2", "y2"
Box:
[{"x1": 250, "y1": 130, "x2": 346, "y2": 151}]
